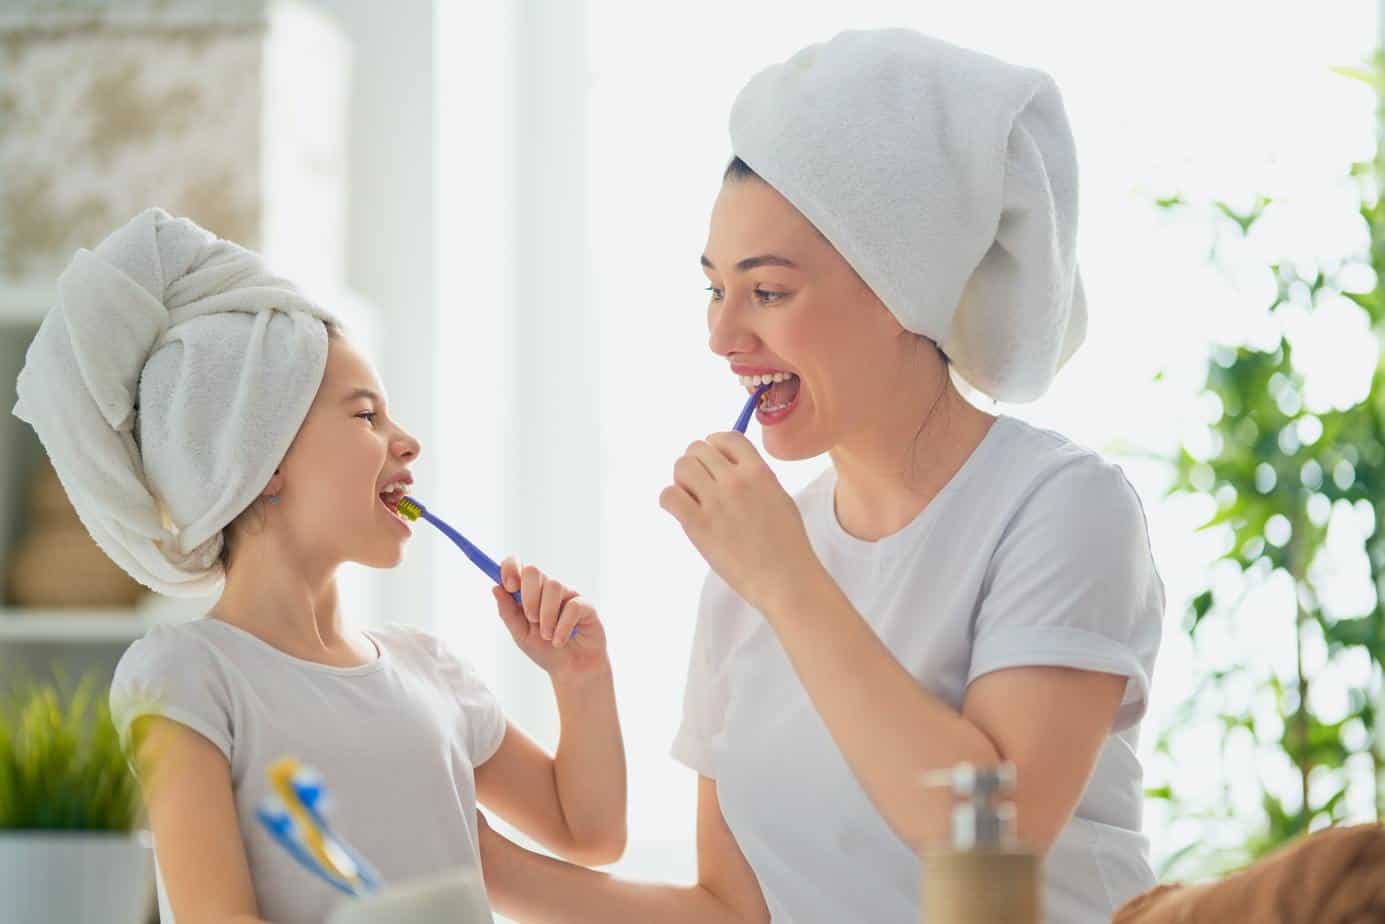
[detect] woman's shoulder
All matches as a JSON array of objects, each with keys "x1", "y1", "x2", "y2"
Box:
[
  {"x1": 982, "y1": 418, "x2": 1152, "y2": 552},
  {"x1": 985, "y1": 416, "x2": 1138, "y2": 501}
]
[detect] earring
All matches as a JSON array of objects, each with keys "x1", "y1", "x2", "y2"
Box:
[{"x1": 268, "y1": 495, "x2": 281, "y2": 506}]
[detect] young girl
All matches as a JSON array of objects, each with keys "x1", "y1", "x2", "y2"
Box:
[{"x1": 13, "y1": 208, "x2": 626, "y2": 923}]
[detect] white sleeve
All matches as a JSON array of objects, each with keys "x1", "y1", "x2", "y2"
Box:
[
  {"x1": 670, "y1": 572, "x2": 735, "y2": 779},
  {"x1": 109, "y1": 625, "x2": 234, "y2": 763},
  {"x1": 428, "y1": 632, "x2": 508, "y2": 767},
  {"x1": 966, "y1": 458, "x2": 1164, "y2": 733}
]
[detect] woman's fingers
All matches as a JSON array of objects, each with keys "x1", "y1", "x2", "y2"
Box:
[
  {"x1": 673, "y1": 454, "x2": 715, "y2": 504},
  {"x1": 689, "y1": 438, "x2": 736, "y2": 473},
  {"x1": 659, "y1": 484, "x2": 697, "y2": 524},
  {"x1": 706, "y1": 431, "x2": 757, "y2": 465}
]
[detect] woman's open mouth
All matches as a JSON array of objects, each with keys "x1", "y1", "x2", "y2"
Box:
[{"x1": 738, "y1": 371, "x2": 801, "y2": 425}]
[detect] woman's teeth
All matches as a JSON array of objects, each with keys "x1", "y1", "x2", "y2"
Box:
[
  {"x1": 738, "y1": 371, "x2": 796, "y2": 389},
  {"x1": 762, "y1": 394, "x2": 794, "y2": 413},
  {"x1": 739, "y1": 371, "x2": 802, "y2": 415}
]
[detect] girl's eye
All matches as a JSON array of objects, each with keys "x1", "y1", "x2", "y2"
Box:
[
  {"x1": 706, "y1": 286, "x2": 724, "y2": 302},
  {"x1": 356, "y1": 411, "x2": 377, "y2": 424}
]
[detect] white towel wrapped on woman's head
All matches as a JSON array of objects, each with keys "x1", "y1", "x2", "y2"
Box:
[
  {"x1": 729, "y1": 28, "x2": 1086, "y2": 402},
  {"x1": 13, "y1": 208, "x2": 339, "y2": 596}
]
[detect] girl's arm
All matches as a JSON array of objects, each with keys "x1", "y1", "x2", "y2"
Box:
[
  {"x1": 479, "y1": 775, "x2": 769, "y2": 924},
  {"x1": 131, "y1": 715, "x2": 269, "y2": 924},
  {"x1": 475, "y1": 663, "x2": 626, "y2": 866},
  {"x1": 475, "y1": 561, "x2": 627, "y2": 865}
]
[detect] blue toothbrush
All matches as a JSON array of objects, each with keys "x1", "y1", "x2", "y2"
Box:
[
  {"x1": 733, "y1": 384, "x2": 771, "y2": 434},
  {"x1": 395, "y1": 497, "x2": 522, "y2": 606}
]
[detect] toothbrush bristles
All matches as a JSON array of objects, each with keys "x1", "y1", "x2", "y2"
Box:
[{"x1": 395, "y1": 497, "x2": 421, "y2": 521}]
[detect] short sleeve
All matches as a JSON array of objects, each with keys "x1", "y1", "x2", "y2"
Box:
[
  {"x1": 109, "y1": 624, "x2": 234, "y2": 764},
  {"x1": 671, "y1": 571, "x2": 748, "y2": 778},
  {"x1": 967, "y1": 457, "x2": 1164, "y2": 732},
  {"x1": 424, "y1": 631, "x2": 508, "y2": 767}
]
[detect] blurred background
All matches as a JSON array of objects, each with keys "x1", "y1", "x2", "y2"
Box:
[{"x1": 1, "y1": 0, "x2": 1383, "y2": 920}]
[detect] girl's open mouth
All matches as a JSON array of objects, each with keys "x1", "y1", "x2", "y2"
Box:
[{"x1": 378, "y1": 482, "x2": 410, "y2": 526}]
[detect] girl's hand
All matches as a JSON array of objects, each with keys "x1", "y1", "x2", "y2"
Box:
[
  {"x1": 493, "y1": 558, "x2": 608, "y2": 678},
  {"x1": 659, "y1": 431, "x2": 820, "y2": 614}
]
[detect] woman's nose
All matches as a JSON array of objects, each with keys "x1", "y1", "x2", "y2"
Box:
[{"x1": 707, "y1": 299, "x2": 758, "y2": 358}]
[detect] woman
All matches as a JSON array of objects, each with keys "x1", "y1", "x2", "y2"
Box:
[{"x1": 480, "y1": 28, "x2": 1162, "y2": 924}]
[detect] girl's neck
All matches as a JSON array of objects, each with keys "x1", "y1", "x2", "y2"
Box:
[
  {"x1": 210, "y1": 536, "x2": 375, "y2": 668},
  {"x1": 829, "y1": 373, "x2": 995, "y2": 543}
]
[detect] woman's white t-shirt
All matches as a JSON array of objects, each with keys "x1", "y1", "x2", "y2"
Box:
[
  {"x1": 672, "y1": 415, "x2": 1163, "y2": 923},
  {"x1": 109, "y1": 619, "x2": 505, "y2": 924}
]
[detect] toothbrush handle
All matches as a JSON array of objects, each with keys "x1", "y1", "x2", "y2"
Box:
[
  {"x1": 733, "y1": 384, "x2": 770, "y2": 434},
  {"x1": 422, "y1": 509, "x2": 522, "y2": 605}
]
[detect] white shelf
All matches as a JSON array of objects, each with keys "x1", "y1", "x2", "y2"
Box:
[
  {"x1": 0, "y1": 609, "x2": 153, "y2": 643},
  {"x1": 0, "y1": 285, "x2": 52, "y2": 325},
  {"x1": 0, "y1": 597, "x2": 209, "y2": 644}
]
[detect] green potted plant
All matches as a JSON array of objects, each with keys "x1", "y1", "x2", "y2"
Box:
[{"x1": 0, "y1": 677, "x2": 152, "y2": 923}]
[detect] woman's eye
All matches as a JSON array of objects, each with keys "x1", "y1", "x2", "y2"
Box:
[
  {"x1": 754, "y1": 288, "x2": 785, "y2": 304},
  {"x1": 706, "y1": 286, "x2": 724, "y2": 302},
  {"x1": 356, "y1": 412, "x2": 377, "y2": 424}
]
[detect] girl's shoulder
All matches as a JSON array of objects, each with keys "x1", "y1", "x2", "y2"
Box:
[
  {"x1": 114, "y1": 619, "x2": 227, "y2": 681},
  {"x1": 369, "y1": 623, "x2": 490, "y2": 684}
]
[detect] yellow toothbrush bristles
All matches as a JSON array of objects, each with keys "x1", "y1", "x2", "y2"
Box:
[{"x1": 395, "y1": 497, "x2": 421, "y2": 521}]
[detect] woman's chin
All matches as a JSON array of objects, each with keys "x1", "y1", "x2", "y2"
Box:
[{"x1": 763, "y1": 419, "x2": 828, "y2": 462}]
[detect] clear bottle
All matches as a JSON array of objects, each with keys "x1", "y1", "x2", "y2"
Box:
[{"x1": 920, "y1": 762, "x2": 1041, "y2": 924}]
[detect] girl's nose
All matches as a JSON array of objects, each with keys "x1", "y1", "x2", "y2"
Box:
[{"x1": 395, "y1": 429, "x2": 421, "y2": 461}]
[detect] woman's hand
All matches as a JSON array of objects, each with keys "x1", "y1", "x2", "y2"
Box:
[
  {"x1": 494, "y1": 558, "x2": 608, "y2": 679},
  {"x1": 659, "y1": 431, "x2": 820, "y2": 613}
]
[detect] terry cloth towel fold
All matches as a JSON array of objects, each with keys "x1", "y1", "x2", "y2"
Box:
[
  {"x1": 729, "y1": 28, "x2": 1086, "y2": 402},
  {"x1": 13, "y1": 208, "x2": 338, "y2": 596},
  {"x1": 1113, "y1": 823, "x2": 1385, "y2": 924}
]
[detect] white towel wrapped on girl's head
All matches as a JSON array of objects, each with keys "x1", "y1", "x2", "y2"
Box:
[{"x1": 12, "y1": 207, "x2": 339, "y2": 596}]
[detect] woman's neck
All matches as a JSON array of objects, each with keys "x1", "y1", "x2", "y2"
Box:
[
  {"x1": 210, "y1": 535, "x2": 374, "y2": 667},
  {"x1": 829, "y1": 373, "x2": 995, "y2": 543}
]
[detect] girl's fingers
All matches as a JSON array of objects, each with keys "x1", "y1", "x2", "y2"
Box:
[
  {"x1": 492, "y1": 585, "x2": 528, "y2": 642},
  {"x1": 520, "y1": 564, "x2": 543, "y2": 623},
  {"x1": 500, "y1": 556, "x2": 522, "y2": 594},
  {"x1": 538, "y1": 578, "x2": 564, "y2": 641},
  {"x1": 552, "y1": 598, "x2": 590, "y2": 647}
]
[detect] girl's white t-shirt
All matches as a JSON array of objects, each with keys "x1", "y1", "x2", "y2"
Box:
[
  {"x1": 109, "y1": 619, "x2": 505, "y2": 924},
  {"x1": 673, "y1": 415, "x2": 1164, "y2": 924}
]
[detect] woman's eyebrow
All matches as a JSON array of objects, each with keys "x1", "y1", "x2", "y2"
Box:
[
  {"x1": 701, "y1": 254, "x2": 800, "y2": 272},
  {"x1": 342, "y1": 387, "x2": 382, "y2": 404}
]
